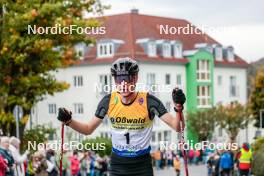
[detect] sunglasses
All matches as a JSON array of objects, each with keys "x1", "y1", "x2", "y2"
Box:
[{"x1": 114, "y1": 75, "x2": 135, "y2": 84}]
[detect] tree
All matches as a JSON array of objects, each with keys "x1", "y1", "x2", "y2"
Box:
[
  {"x1": 82, "y1": 137, "x2": 112, "y2": 157},
  {"x1": 0, "y1": 0, "x2": 107, "y2": 136},
  {"x1": 215, "y1": 101, "x2": 250, "y2": 142},
  {"x1": 249, "y1": 67, "x2": 264, "y2": 128},
  {"x1": 251, "y1": 136, "x2": 264, "y2": 175},
  {"x1": 21, "y1": 124, "x2": 56, "y2": 153},
  {"x1": 187, "y1": 107, "x2": 216, "y2": 142}
]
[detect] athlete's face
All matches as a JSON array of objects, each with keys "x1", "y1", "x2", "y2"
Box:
[{"x1": 114, "y1": 75, "x2": 138, "y2": 97}]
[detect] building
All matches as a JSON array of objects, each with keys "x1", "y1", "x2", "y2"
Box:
[{"x1": 31, "y1": 10, "x2": 252, "y2": 147}]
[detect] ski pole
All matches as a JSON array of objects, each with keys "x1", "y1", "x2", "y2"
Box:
[
  {"x1": 179, "y1": 111, "x2": 189, "y2": 176},
  {"x1": 60, "y1": 123, "x2": 65, "y2": 176}
]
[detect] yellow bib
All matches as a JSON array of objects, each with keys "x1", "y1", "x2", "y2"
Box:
[{"x1": 107, "y1": 91, "x2": 151, "y2": 130}]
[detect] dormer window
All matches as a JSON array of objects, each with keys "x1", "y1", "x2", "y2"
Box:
[
  {"x1": 75, "y1": 42, "x2": 86, "y2": 60},
  {"x1": 173, "y1": 42, "x2": 182, "y2": 58},
  {"x1": 148, "y1": 41, "x2": 157, "y2": 57},
  {"x1": 162, "y1": 42, "x2": 171, "y2": 58},
  {"x1": 97, "y1": 42, "x2": 114, "y2": 58},
  {"x1": 214, "y1": 45, "x2": 223, "y2": 61},
  {"x1": 226, "y1": 46, "x2": 234, "y2": 62}
]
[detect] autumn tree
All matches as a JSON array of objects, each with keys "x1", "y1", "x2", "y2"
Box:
[
  {"x1": 215, "y1": 101, "x2": 250, "y2": 142},
  {"x1": 249, "y1": 67, "x2": 264, "y2": 128},
  {"x1": 0, "y1": 0, "x2": 107, "y2": 136},
  {"x1": 187, "y1": 107, "x2": 216, "y2": 142}
]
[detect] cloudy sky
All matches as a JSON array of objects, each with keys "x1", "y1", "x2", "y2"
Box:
[{"x1": 99, "y1": 0, "x2": 264, "y2": 63}]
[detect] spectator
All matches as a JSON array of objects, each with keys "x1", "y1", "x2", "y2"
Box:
[
  {"x1": 207, "y1": 154, "x2": 214, "y2": 176},
  {"x1": 99, "y1": 157, "x2": 108, "y2": 176},
  {"x1": 0, "y1": 136, "x2": 15, "y2": 176},
  {"x1": 219, "y1": 150, "x2": 232, "y2": 176},
  {"x1": 188, "y1": 149, "x2": 194, "y2": 164},
  {"x1": 59, "y1": 150, "x2": 70, "y2": 176},
  {"x1": 9, "y1": 136, "x2": 29, "y2": 176},
  {"x1": 0, "y1": 154, "x2": 7, "y2": 176},
  {"x1": 166, "y1": 150, "x2": 173, "y2": 168},
  {"x1": 80, "y1": 151, "x2": 90, "y2": 176},
  {"x1": 46, "y1": 149, "x2": 58, "y2": 176},
  {"x1": 33, "y1": 152, "x2": 48, "y2": 176},
  {"x1": 236, "y1": 143, "x2": 252, "y2": 176},
  {"x1": 173, "y1": 155, "x2": 181, "y2": 176},
  {"x1": 153, "y1": 149, "x2": 161, "y2": 170},
  {"x1": 70, "y1": 150, "x2": 80, "y2": 176},
  {"x1": 213, "y1": 151, "x2": 221, "y2": 176}
]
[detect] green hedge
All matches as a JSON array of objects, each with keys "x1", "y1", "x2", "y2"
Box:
[{"x1": 252, "y1": 137, "x2": 264, "y2": 175}]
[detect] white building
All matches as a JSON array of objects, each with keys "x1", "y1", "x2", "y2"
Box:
[{"x1": 31, "y1": 11, "x2": 253, "y2": 147}]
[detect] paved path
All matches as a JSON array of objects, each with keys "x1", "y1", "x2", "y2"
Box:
[{"x1": 154, "y1": 164, "x2": 207, "y2": 176}]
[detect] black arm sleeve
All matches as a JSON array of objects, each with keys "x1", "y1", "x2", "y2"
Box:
[
  {"x1": 95, "y1": 94, "x2": 111, "y2": 119},
  {"x1": 147, "y1": 93, "x2": 168, "y2": 120}
]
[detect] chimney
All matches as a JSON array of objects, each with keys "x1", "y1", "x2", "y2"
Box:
[{"x1": 131, "y1": 8, "x2": 139, "y2": 14}]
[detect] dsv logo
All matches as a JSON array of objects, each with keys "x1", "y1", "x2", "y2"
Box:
[{"x1": 110, "y1": 117, "x2": 145, "y2": 124}]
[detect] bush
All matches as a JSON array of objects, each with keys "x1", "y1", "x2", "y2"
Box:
[
  {"x1": 82, "y1": 137, "x2": 112, "y2": 157},
  {"x1": 21, "y1": 125, "x2": 56, "y2": 153},
  {"x1": 251, "y1": 137, "x2": 264, "y2": 175}
]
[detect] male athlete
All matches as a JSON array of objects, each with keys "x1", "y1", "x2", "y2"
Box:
[{"x1": 57, "y1": 57, "x2": 186, "y2": 176}]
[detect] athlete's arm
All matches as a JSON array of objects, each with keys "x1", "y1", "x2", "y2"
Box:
[
  {"x1": 68, "y1": 117, "x2": 102, "y2": 135},
  {"x1": 160, "y1": 111, "x2": 183, "y2": 132},
  {"x1": 57, "y1": 94, "x2": 110, "y2": 135},
  {"x1": 147, "y1": 93, "x2": 182, "y2": 132}
]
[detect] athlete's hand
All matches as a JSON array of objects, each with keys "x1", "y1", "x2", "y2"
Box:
[
  {"x1": 172, "y1": 88, "x2": 186, "y2": 112},
  {"x1": 57, "y1": 108, "x2": 72, "y2": 123}
]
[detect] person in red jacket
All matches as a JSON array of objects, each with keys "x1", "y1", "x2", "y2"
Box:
[
  {"x1": 70, "y1": 150, "x2": 80, "y2": 176},
  {"x1": 0, "y1": 154, "x2": 7, "y2": 176},
  {"x1": 236, "y1": 143, "x2": 252, "y2": 176}
]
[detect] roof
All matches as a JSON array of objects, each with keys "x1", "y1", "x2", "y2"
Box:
[{"x1": 80, "y1": 12, "x2": 248, "y2": 68}]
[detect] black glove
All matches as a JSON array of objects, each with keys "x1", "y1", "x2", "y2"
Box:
[
  {"x1": 172, "y1": 88, "x2": 186, "y2": 112},
  {"x1": 57, "y1": 108, "x2": 72, "y2": 123}
]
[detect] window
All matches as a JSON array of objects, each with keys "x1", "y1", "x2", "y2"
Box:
[
  {"x1": 218, "y1": 128, "x2": 223, "y2": 137},
  {"x1": 100, "y1": 132, "x2": 110, "y2": 138},
  {"x1": 162, "y1": 43, "x2": 171, "y2": 58},
  {"x1": 152, "y1": 132, "x2": 156, "y2": 142},
  {"x1": 174, "y1": 43, "x2": 182, "y2": 58},
  {"x1": 48, "y1": 104, "x2": 56, "y2": 114},
  {"x1": 227, "y1": 46, "x2": 234, "y2": 62},
  {"x1": 148, "y1": 42, "x2": 157, "y2": 57},
  {"x1": 230, "y1": 76, "x2": 238, "y2": 97},
  {"x1": 165, "y1": 102, "x2": 171, "y2": 112},
  {"x1": 99, "y1": 74, "x2": 112, "y2": 95},
  {"x1": 74, "y1": 103, "x2": 84, "y2": 114},
  {"x1": 164, "y1": 131, "x2": 171, "y2": 141},
  {"x1": 176, "y1": 74, "x2": 181, "y2": 86},
  {"x1": 217, "y1": 75, "x2": 222, "y2": 86},
  {"x1": 165, "y1": 74, "x2": 171, "y2": 85},
  {"x1": 197, "y1": 85, "x2": 211, "y2": 108},
  {"x1": 197, "y1": 60, "x2": 210, "y2": 81},
  {"x1": 97, "y1": 43, "x2": 114, "y2": 58},
  {"x1": 75, "y1": 43, "x2": 86, "y2": 59},
  {"x1": 73, "y1": 76, "x2": 83, "y2": 87},
  {"x1": 147, "y1": 73, "x2": 156, "y2": 93},
  {"x1": 215, "y1": 46, "x2": 223, "y2": 61},
  {"x1": 158, "y1": 132, "x2": 162, "y2": 141}
]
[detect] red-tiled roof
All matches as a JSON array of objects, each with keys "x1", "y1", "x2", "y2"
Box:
[{"x1": 82, "y1": 12, "x2": 248, "y2": 67}]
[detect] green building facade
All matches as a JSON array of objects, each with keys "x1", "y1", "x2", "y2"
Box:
[{"x1": 185, "y1": 49, "x2": 215, "y2": 143}]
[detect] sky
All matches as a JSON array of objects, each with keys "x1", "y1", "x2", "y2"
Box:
[{"x1": 98, "y1": 0, "x2": 264, "y2": 63}]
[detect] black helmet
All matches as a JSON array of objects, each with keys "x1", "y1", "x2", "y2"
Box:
[{"x1": 111, "y1": 57, "x2": 139, "y2": 76}]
